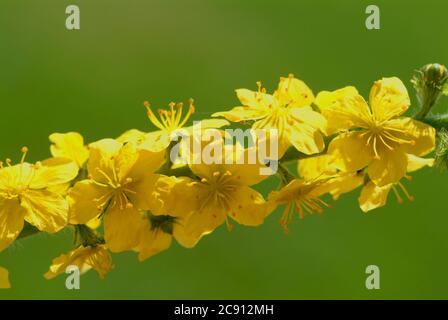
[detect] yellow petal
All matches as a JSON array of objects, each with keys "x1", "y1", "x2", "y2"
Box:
[
  {"x1": 49, "y1": 132, "x2": 89, "y2": 168},
  {"x1": 84, "y1": 245, "x2": 113, "y2": 279},
  {"x1": 316, "y1": 173, "x2": 364, "y2": 200},
  {"x1": 212, "y1": 89, "x2": 275, "y2": 122},
  {"x1": 0, "y1": 163, "x2": 34, "y2": 189},
  {"x1": 225, "y1": 146, "x2": 273, "y2": 185},
  {"x1": 368, "y1": 148, "x2": 408, "y2": 186},
  {"x1": 228, "y1": 186, "x2": 267, "y2": 226},
  {"x1": 315, "y1": 86, "x2": 359, "y2": 110},
  {"x1": 235, "y1": 88, "x2": 264, "y2": 108},
  {"x1": 137, "y1": 221, "x2": 172, "y2": 261},
  {"x1": 0, "y1": 266, "x2": 10, "y2": 289},
  {"x1": 117, "y1": 129, "x2": 146, "y2": 145},
  {"x1": 127, "y1": 173, "x2": 161, "y2": 211},
  {"x1": 385, "y1": 118, "x2": 436, "y2": 156},
  {"x1": 139, "y1": 131, "x2": 170, "y2": 152},
  {"x1": 275, "y1": 75, "x2": 314, "y2": 107},
  {"x1": 236, "y1": 88, "x2": 277, "y2": 109},
  {"x1": 113, "y1": 142, "x2": 139, "y2": 182},
  {"x1": 213, "y1": 106, "x2": 268, "y2": 122},
  {"x1": 267, "y1": 179, "x2": 306, "y2": 206},
  {"x1": 287, "y1": 126, "x2": 325, "y2": 155},
  {"x1": 297, "y1": 154, "x2": 336, "y2": 181},
  {"x1": 126, "y1": 148, "x2": 165, "y2": 179},
  {"x1": 86, "y1": 214, "x2": 102, "y2": 229},
  {"x1": 149, "y1": 176, "x2": 203, "y2": 218},
  {"x1": 359, "y1": 181, "x2": 393, "y2": 212},
  {"x1": 88, "y1": 139, "x2": 122, "y2": 184},
  {"x1": 369, "y1": 77, "x2": 410, "y2": 121},
  {"x1": 0, "y1": 198, "x2": 26, "y2": 252},
  {"x1": 104, "y1": 205, "x2": 144, "y2": 253},
  {"x1": 286, "y1": 106, "x2": 327, "y2": 155},
  {"x1": 328, "y1": 131, "x2": 374, "y2": 172},
  {"x1": 406, "y1": 154, "x2": 434, "y2": 172},
  {"x1": 30, "y1": 158, "x2": 79, "y2": 189},
  {"x1": 319, "y1": 93, "x2": 372, "y2": 134},
  {"x1": 68, "y1": 180, "x2": 109, "y2": 224},
  {"x1": 186, "y1": 118, "x2": 230, "y2": 130},
  {"x1": 289, "y1": 106, "x2": 327, "y2": 134},
  {"x1": 174, "y1": 204, "x2": 226, "y2": 248},
  {"x1": 21, "y1": 189, "x2": 68, "y2": 233},
  {"x1": 44, "y1": 245, "x2": 112, "y2": 280}
]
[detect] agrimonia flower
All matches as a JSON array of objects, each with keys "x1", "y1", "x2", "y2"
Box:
[
  {"x1": 68, "y1": 139, "x2": 166, "y2": 252},
  {"x1": 0, "y1": 70, "x2": 443, "y2": 287},
  {"x1": 213, "y1": 74, "x2": 327, "y2": 156},
  {"x1": 118, "y1": 99, "x2": 229, "y2": 152},
  {"x1": 0, "y1": 147, "x2": 78, "y2": 252},
  {"x1": 316, "y1": 77, "x2": 435, "y2": 186},
  {"x1": 45, "y1": 244, "x2": 113, "y2": 280},
  {"x1": 156, "y1": 143, "x2": 271, "y2": 247}
]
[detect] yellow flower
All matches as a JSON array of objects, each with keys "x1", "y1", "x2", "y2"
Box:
[
  {"x1": 213, "y1": 74, "x2": 327, "y2": 156},
  {"x1": 153, "y1": 147, "x2": 270, "y2": 248},
  {"x1": 0, "y1": 147, "x2": 78, "y2": 252},
  {"x1": 68, "y1": 139, "x2": 165, "y2": 252},
  {"x1": 298, "y1": 154, "x2": 364, "y2": 200},
  {"x1": 297, "y1": 152, "x2": 432, "y2": 212},
  {"x1": 359, "y1": 155, "x2": 434, "y2": 212},
  {"x1": 44, "y1": 244, "x2": 112, "y2": 280},
  {"x1": 135, "y1": 176, "x2": 192, "y2": 260},
  {"x1": 118, "y1": 99, "x2": 229, "y2": 152},
  {"x1": 268, "y1": 178, "x2": 332, "y2": 233},
  {"x1": 0, "y1": 266, "x2": 10, "y2": 289},
  {"x1": 316, "y1": 77, "x2": 436, "y2": 186},
  {"x1": 136, "y1": 214, "x2": 177, "y2": 261},
  {"x1": 49, "y1": 132, "x2": 89, "y2": 168}
]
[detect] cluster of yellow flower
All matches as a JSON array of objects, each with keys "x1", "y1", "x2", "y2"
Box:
[{"x1": 0, "y1": 74, "x2": 438, "y2": 288}]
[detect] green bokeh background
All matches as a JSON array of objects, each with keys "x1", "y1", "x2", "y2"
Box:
[{"x1": 1, "y1": 0, "x2": 447, "y2": 299}]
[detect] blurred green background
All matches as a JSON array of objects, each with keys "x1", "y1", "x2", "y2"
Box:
[{"x1": 1, "y1": 0, "x2": 447, "y2": 299}]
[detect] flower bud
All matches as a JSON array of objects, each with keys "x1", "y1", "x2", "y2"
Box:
[
  {"x1": 435, "y1": 128, "x2": 448, "y2": 171},
  {"x1": 412, "y1": 63, "x2": 448, "y2": 119}
]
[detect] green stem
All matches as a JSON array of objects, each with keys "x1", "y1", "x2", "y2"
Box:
[{"x1": 277, "y1": 163, "x2": 295, "y2": 185}]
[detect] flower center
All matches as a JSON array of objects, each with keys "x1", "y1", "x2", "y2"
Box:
[
  {"x1": 279, "y1": 184, "x2": 331, "y2": 234},
  {"x1": 360, "y1": 122, "x2": 416, "y2": 159},
  {"x1": 144, "y1": 99, "x2": 195, "y2": 132},
  {"x1": 91, "y1": 166, "x2": 136, "y2": 211},
  {"x1": 0, "y1": 147, "x2": 34, "y2": 199},
  {"x1": 200, "y1": 170, "x2": 238, "y2": 202}
]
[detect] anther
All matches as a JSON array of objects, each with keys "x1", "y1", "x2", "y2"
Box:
[{"x1": 188, "y1": 99, "x2": 195, "y2": 113}]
